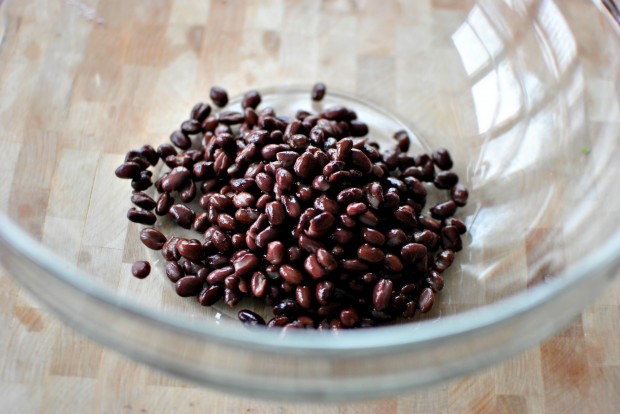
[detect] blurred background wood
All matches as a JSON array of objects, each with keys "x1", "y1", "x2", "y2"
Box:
[{"x1": 0, "y1": 0, "x2": 619, "y2": 412}]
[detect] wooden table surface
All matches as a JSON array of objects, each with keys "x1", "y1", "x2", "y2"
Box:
[{"x1": 1, "y1": 0, "x2": 619, "y2": 413}]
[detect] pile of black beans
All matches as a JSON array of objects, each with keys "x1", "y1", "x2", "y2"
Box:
[{"x1": 115, "y1": 84, "x2": 469, "y2": 330}]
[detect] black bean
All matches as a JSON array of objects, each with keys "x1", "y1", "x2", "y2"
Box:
[
  {"x1": 115, "y1": 161, "x2": 142, "y2": 179},
  {"x1": 191, "y1": 102, "x2": 211, "y2": 122},
  {"x1": 276, "y1": 168, "x2": 294, "y2": 191},
  {"x1": 161, "y1": 166, "x2": 191, "y2": 192},
  {"x1": 434, "y1": 171, "x2": 459, "y2": 189},
  {"x1": 198, "y1": 285, "x2": 223, "y2": 306},
  {"x1": 210, "y1": 86, "x2": 229, "y2": 107},
  {"x1": 426, "y1": 270, "x2": 445, "y2": 292},
  {"x1": 358, "y1": 244, "x2": 385, "y2": 263},
  {"x1": 358, "y1": 210, "x2": 379, "y2": 227},
  {"x1": 401, "y1": 243, "x2": 428, "y2": 263},
  {"x1": 233, "y1": 253, "x2": 260, "y2": 275},
  {"x1": 350, "y1": 149, "x2": 372, "y2": 173},
  {"x1": 293, "y1": 152, "x2": 316, "y2": 179},
  {"x1": 250, "y1": 271, "x2": 268, "y2": 298},
  {"x1": 219, "y1": 111, "x2": 245, "y2": 125},
  {"x1": 444, "y1": 217, "x2": 467, "y2": 234},
  {"x1": 362, "y1": 228, "x2": 385, "y2": 246},
  {"x1": 441, "y1": 226, "x2": 462, "y2": 252},
  {"x1": 206, "y1": 266, "x2": 234, "y2": 285},
  {"x1": 177, "y1": 239, "x2": 205, "y2": 261},
  {"x1": 349, "y1": 120, "x2": 369, "y2": 137},
  {"x1": 393, "y1": 130, "x2": 410, "y2": 153},
  {"x1": 181, "y1": 119, "x2": 203, "y2": 135},
  {"x1": 140, "y1": 227, "x2": 167, "y2": 250},
  {"x1": 451, "y1": 184, "x2": 469, "y2": 207},
  {"x1": 281, "y1": 195, "x2": 302, "y2": 218},
  {"x1": 384, "y1": 254, "x2": 404, "y2": 272},
  {"x1": 346, "y1": 202, "x2": 367, "y2": 217},
  {"x1": 170, "y1": 130, "x2": 192, "y2": 150},
  {"x1": 311, "y1": 82, "x2": 326, "y2": 101},
  {"x1": 336, "y1": 138, "x2": 353, "y2": 160},
  {"x1": 241, "y1": 89, "x2": 262, "y2": 109},
  {"x1": 432, "y1": 148, "x2": 453, "y2": 170},
  {"x1": 131, "y1": 192, "x2": 156, "y2": 210},
  {"x1": 238, "y1": 309, "x2": 266, "y2": 326},
  {"x1": 127, "y1": 208, "x2": 156, "y2": 225},
  {"x1": 414, "y1": 230, "x2": 439, "y2": 250},
  {"x1": 131, "y1": 261, "x2": 151, "y2": 279},
  {"x1": 165, "y1": 261, "x2": 184, "y2": 282},
  {"x1": 418, "y1": 288, "x2": 435, "y2": 313},
  {"x1": 175, "y1": 276, "x2": 203, "y2": 297},
  {"x1": 167, "y1": 204, "x2": 195, "y2": 229},
  {"x1": 430, "y1": 200, "x2": 457, "y2": 219},
  {"x1": 373, "y1": 279, "x2": 393, "y2": 311},
  {"x1": 434, "y1": 249, "x2": 455, "y2": 271},
  {"x1": 161, "y1": 237, "x2": 180, "y2": 261},
  {"x1": 279, "y1": 264, "x2": 304, "y2": 285}
]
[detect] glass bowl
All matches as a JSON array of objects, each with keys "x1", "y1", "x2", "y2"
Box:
[{"x1": 0, "y1": 0, "x2": 619, "y2": 401}]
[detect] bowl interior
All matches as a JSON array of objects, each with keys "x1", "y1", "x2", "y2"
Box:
[{"x1": 1, "y1": 0, "x2": 619, "y2": 334}]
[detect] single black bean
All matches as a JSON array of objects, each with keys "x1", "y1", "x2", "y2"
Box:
[
  {"x1": 350, "y1": 149, "x2": 372, "y2": 173},
  {"x1": 441, "y1": 225, "x2": 463, "y2": 251},
  {"x1": 434, "y1": 171, "x2": 459, "y2": 189},
  {"x1": 418, "y1": 288, "x2": 435, "y2": 313},
  {"x1": 414, "y1": 230, "x2": 439, "y2": 249},
  {"x1": 167, "y1": 204, "x2": 195, "y2": 229},
  {"x1": 451, "y1": 184, "x2": 468, "y2": 206},
  {"x1": 190, "y1": 102, "x2": 211, "y2": 122},
  {"x1": 304, "y1": 254, "x2": 327, "y2": 280},
  {"x1": 434, "y1": 249, "x2": 455, "y2": 271},
  {"x1": 362, "y1": 228, "x2": 385, "y2": 246},
  {"x1": 384, "y1": 254, "x2": 404, "y2": 272},
  {"x1": 238, "y1": 309, "x2": 266, "y2": 326},
  {"x1": 210, "y1": 86, "x2": 229, "y2": 107},
  {"x1": 161, "y1": 237, "x2": 180, "y2": 261},
  {"x1": 401, "y1": 243, "x2": 428, "y2": 263},
  {"x1": 242, "y1": 90, "x2": 262, "y2": 109},
  {"x1": 373, "y1": 279, "x2": 393, "y2": 311},
  {"x1": 176, "y1": 276, "x2": 203, "y2": 297},
  {"x1": 219, "y1": 111, "x2": 245, "y2": 125},
  {"x1": 127, "y1": 208, "x2": 157, "y2": 225},
  {"x1": 295, "y1": 285, "x2": 313, "y2": 309},
  {"x1": 165, "y1": 261, "x2": 184, "y2": 282},
  {"x1": 444, "y1": 217, "x2": 467, "y2": 234},
  {"x1": 131, "y1": 261, "x2": 151, "y2": 279},
  {"x1": 426, "y1": 270, "x2": 445, "y2": 292},
  {"x1": 161, "y1": 166, "x2": 191, "y2": 192},
  {"x1": 115, "y1": 161, "x2": 142, "y2": 179},
  {"x1": 293, "y1": 152, "x2": 316, "y2": 179},
  {"x1": 139, "y1": 227, "x2": 167, "y2": 250},
  {"x1": 279, "y1": 264, "x2": 304, "y2": 285},
  {"x1": 177, "y1": 239, "x2": 205, "y2": 261},
  {"x1": 393, "y1": 130, "x2": 410, "y2": 152},
  {"x1": 198, "y1": 285, "x2": 223, "y2": 306},
  {"x1": 181, "y1": 119, "x2": 203, "y2": 135},
  {"x1": 432, "y1": 148, "x2": 453, "y2": 170},
  {"x1": 233, "y1": 253, "x2": 260, "y2": 275},
  {"x1": 170, "y1": 130, "x2": 192, "y2": 150},
  {"x1": 131, "y1": 192, "x2": 156, "y2": 210},
  {"x1": 250, "y1": 271, "x2": 268, "y2": 298},
  {"x1": 430, "y1": 200, "x2": 457, "y2": 219},
  {"x1": 311, "y1": 82, "x2": 327, "y2": 101},
  {"x1": 358, "y1": 244, "x2": 385, "y2": 263}
]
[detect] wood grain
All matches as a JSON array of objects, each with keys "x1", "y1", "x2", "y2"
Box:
[{"x1": 0, "y1": 0, "x2": 619, "y2": 413}]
